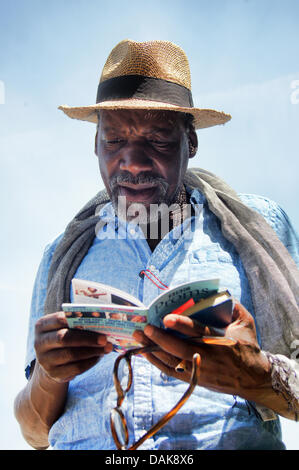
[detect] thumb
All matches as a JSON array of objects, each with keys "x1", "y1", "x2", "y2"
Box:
[
  {"x1": 227, "y1": 301, "x2": 258, "y2": 342},
  {"x1": 231, "y1": 301, "x2": 254, "y2": 324}
]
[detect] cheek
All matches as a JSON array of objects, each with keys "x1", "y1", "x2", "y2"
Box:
[
  {"x1": 97, "y1": 156, "x2": 111, "y2": 191},
  {"x1": 163, "y1": 151, "x2": 189, "y2": 189}
]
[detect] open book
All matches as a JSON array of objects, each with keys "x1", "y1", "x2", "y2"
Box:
[{"x1": 62, "y1": 278, "x2": 234, "y2": 352}]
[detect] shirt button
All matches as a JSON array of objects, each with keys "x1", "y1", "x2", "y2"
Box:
[
  {"x1": 129, "y1": 228, "x2": 135, "y2": 236},
  {"x1": 160, "y1": 372, "x2": 169, "y2": 383}
]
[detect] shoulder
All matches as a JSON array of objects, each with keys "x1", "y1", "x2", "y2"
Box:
[
  {"x1": 29, "y1": 233, "x2": 65, "y2": 329},
  {"x1": 237, "y1": 193, "x2": 292, "y2": 228},
  {"x1": 238, "y1": 193, "x2": 299, "y2": 263},
  {"x1": 43, "y1": 232, "x2": 65, "y2": 256},
  {"x1": 39, "y1": 232, "x2": 65, "y2": 270},
  {"x1": 34, "y1": 232, "x2": 65, "y2": 286},
  {"x1": 238, "y1": 193, "x2": 284, "y2": 221}
]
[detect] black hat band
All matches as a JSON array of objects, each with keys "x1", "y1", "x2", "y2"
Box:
[{"x1": 96, "y1": 75, "x2": 194, "y2": 108}]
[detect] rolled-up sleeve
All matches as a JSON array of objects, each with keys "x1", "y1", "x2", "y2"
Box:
[{"x1": 24, "y1": 234, "x2": 64, "y2": 379}]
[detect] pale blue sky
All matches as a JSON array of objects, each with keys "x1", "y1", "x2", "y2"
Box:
[{"x1": 0, "y1": 0, "x2": 298, "y2": 449}]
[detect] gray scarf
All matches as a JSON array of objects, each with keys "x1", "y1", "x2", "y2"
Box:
[{"x1": 44, "y1": 168, "x2": 299, "y2": 357}]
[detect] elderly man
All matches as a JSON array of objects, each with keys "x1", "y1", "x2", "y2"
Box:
[{"x1": 14, "y1": 40, "x2": 299, "y2": 450}]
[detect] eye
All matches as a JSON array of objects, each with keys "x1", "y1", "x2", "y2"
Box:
[
  {"x1": 148, "y1": 139, "x2": 169, "y2": 146},
  {"x1": 148, "y1": 139, "x2": 175, "y2": 151},
  {"x1": 106, "y1": 138, "x2": 125, "y2": 144},
  {"x1": 101, "y1": 138, "x2": 126, "y2": 149}
]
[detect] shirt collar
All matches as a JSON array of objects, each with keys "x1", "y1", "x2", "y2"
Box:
[{"x1": 97, "y1": 186, "x2": 206, "y2": 229}]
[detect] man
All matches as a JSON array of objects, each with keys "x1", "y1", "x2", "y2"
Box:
[{"x1": 14, "y1": 40, "x2": 299, "y2": 450}]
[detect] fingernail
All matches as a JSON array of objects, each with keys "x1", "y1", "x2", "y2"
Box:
[
  {"x1": 104, "y1": 342, "x2": 113, "y2": 353},
  {"x1": 163, "y1": 315, "x2": 177, "y2": 327},
  {"x1": 58, "y1": 312, "x2": 68, "y2": 325},
  {"x1": 133, "y1": 330, "x2": 143, "y2": 341},
  {"x1": 144, "y1": 325, "x2": 154, "y2": 337},
  {"x1": 97, "y1": 335, "x2": 107, "y2": 345}
]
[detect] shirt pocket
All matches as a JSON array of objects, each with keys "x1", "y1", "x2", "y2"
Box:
[
  {"x1": 189, "y1": 250, "x2": 208, "y2": 264},
  {"x1": 188, "y1": 248, "x2": 235, "y2": 282},
  {"x1": 190, "y1": 248, "x2": 233, "y2": 264}
]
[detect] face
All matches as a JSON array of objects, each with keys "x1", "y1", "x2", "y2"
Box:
[{"x1": 95, "y1": 109, "x2": 197, "y2": 222}]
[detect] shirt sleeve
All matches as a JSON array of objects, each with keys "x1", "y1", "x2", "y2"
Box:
[
  {"x1": 239, "y1": 194, "x2": 299, "y2": 420},
  {"x1": 24, "y1": 233, "x2": 64, "y2": 379},
  {"x1": 238, "y1": 194, "x2": 299, "y2": 267}
]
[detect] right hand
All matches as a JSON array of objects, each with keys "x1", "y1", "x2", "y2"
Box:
[{"x1": 34, "y1": 311, "x2": 113, "y2": 383}]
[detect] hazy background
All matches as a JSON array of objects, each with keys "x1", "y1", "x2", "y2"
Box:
[{"x1": 0, "y1": 0, "x2": 298, "y2": 450}]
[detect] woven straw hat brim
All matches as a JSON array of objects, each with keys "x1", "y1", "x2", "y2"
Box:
[{"x1": 58, "y1": 99, "x2": 231, "y2": 130}]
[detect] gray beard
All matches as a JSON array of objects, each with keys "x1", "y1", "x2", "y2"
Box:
[
  {"x1": 111, "y1": 182, "x2": 189, "y2": 237},
  {"x1": 109, "y1": 172, "x2": 170, "y2": 209}
]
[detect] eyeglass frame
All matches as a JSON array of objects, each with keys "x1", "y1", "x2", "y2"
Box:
[
  {"x1": 110, "y1": 334, "x2": 237, "y2": 450},
  {"x1": 110, "y1": 342, "x2": 202, "y2": 450}
]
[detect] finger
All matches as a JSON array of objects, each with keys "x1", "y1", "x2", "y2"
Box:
[
  {"x1": 35, "y1": 313, "x2": 108, "y2": 342},
  {"x1": 144, "y1": 347, "x2": 181, "y2": 369},
  {"x1": 142, "y1": 351, "x2": 191, "y2": 383},
  {"x1": 132, "y1": 329, "x2": 155, "y2": 346},
  {"x1": 134, "y1": 329, "x2": 191, "y2": 373},
  {"x1": 163, "y1": 314, "x2": 211, "y2": 337},
  {"x1": 47, "y1": 356, "x2": 102, "y2": 383},
  {"x1": 231, "y1": 301, "x2": 254, "y2": 323},
  {"x1": 144, "y1": 324, "x2": 204, "y2": 361},
  {"x1": 164, "y1": 314, "x2": 237, "y2": 349},
  {"x1": 143, "y1": 351, "x2": 179, "y2": 377},
  {"x1": 42, "y1": 344, "x2": 112, "y2": 366},
  {"x1": 35, "y1": 312, "x2": 68, "y2": 333},
  {"x1": 36, "y1": 327, "x2": 109, "y2": 353}
]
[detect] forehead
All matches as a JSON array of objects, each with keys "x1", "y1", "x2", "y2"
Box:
[{"x1": 98, "y1": 109, "x2": 185, "y2": 134}]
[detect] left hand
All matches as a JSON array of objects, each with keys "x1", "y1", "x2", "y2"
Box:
[{"x1": 133, "y1": 302, "x2": 271, "y2": 399}]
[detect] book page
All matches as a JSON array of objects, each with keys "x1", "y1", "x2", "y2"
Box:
[
  {"x1": 71, "y1": 278, "x2": 144, "y2": 307},
  {"x1": 147, "y1": 278, "x2": 220, "y2": 326},
  {"x1": 63, "y1": 303, "x2": 148, "y2": 352},
  {"x1": 64, "y1": 278, "x2": 222, "y2": 352}
]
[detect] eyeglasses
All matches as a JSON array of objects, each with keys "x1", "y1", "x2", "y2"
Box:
[
  {"x1": 110, "y1": 336, "x2": 236, "y2": 450},
  {"x1": 110, "y1": 343, "x2": 201, "y2": 450},
  {"x1": 110, "y1": 334, "x2": 229, "y2": 450}
]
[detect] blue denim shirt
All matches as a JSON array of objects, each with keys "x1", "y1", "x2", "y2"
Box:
[{"x1": 25, "y1": 189, "x2": 299, "y2": 450}]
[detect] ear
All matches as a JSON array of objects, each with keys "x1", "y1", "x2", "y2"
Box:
[
  {"x1": 94, "y1": 129, "x2": 99, "y2": 156},
  {"x1": 188, "y1": 127, "x2": 198, "y2": 159}
]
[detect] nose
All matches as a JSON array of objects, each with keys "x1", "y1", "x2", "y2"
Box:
[{"x1": 119, "y1": 142, "x2": 153, "y2": 176}]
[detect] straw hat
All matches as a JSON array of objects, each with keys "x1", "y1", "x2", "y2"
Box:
[{"x1": 59, "y1": 39, "x2": 231, "y2": 130}]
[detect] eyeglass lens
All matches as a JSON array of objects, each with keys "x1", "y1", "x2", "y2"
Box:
[{"x1": 110, "y1": 408, "x2": 128, "y2": 449}]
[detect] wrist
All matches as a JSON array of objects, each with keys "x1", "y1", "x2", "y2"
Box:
[
  {"x1": 236, "y1": 347, "x2": 272, "y2": 401},
  {"x1": 29, "y1": 361, "x2": 69, "y2": 428},
  {"x1": 35, "y1": 360, "x2": 69, "y2": 389},
  {"x1": 239, "y1": 350, "x2": 299, "y2": 420},
  {"x1": 262, "y1": 351, "x2": 299, "y2": 419}
]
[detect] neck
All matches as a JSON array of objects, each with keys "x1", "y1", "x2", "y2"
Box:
[{"x1": 144, "y1": 185, "x2": 190, "y2": 252}]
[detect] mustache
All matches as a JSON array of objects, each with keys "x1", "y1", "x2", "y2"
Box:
[{"x1": 109, "y1": 171, "x2": 169, "y2": 193}]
